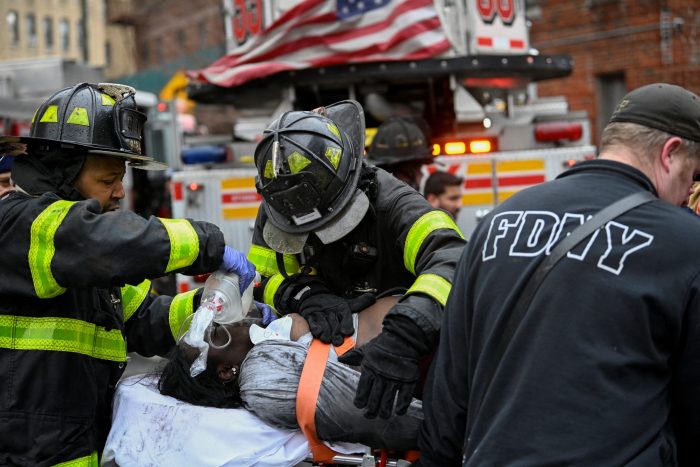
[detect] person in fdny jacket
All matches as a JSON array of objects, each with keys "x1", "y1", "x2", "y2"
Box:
[
  {"x1": 418, "y1": 83, "x2": 700, "y2": 466},
  {"x1": 0, "y1": 82, "x2": 254, "y2": 466}
]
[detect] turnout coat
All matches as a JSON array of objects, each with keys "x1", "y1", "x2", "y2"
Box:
[{"x1": 0, "y1": 191, "x2": 225, "y2": 466}]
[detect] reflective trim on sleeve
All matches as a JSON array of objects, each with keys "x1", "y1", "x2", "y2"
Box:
[
  {"x1": 403, "y1": 211, "x2": 464, "y2": 275},
  {"x1": 52, "y1": 451, "x2": 99, "y2": 467},
  {"x1": 120, "y1": 279, "x2": 152, "y2": 322},
  {"x1": 406, "y1": 273, "x2": 452, "y2": 306},
  {"x1": 169, "y1": 288, "x2": 199, "y2": 340},
  {"x1": 0, "y1": 315, "x2": 127, "y2": 362},
  {"x1": 159, "y1": 218, "x2": 200, "y2": 273},
  {"x1": 263, "y1": 273, "x2": 285, "y2": 308},
  {"x1": 248, "y1": 244, "x2": 300, "y2": 277},
  {"x1": 28, "y1": 200, "x2": 76, "y2": 298}
]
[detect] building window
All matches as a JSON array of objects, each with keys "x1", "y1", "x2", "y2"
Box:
[
  {"x1": 76, "y1": 20, "x2": 84, "y2": 53},
  {"x1": 26, "y1": 13, "x2": 37, "y2": 48},
  {"x1": 44, "y1": 16, "x2": 54, "y2": 49},
  {"x1": 60, "y1": 18, "x2": 70, "y2": 51},
  {"x1": 198, "y1": 20, "x2": 207, "y2": 49},
  {"x1": 596, "y1": 72, "x2": 626, "y2": 143},
  {"x1": 178, "y1": 29, "x2": 186, "y2": 50},
  {"x1": 105, "y1": 41, "x2": 112, "y2": 67},
  {"x1": 6, "y1": 10, "x2": 19, "y2": 46}
]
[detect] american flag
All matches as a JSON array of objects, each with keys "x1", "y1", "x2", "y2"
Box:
[{"x1": 189, "y1": 0, "x2": 451, "y2": 88}]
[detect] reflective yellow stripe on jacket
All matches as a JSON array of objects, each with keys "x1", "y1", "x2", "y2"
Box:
[
  {"x1": 406, "y1": 274, "x2": 452, "y2": 306},
  {"x1": 0, "y1": 315, "x2": 127, "y2": 362},
  {"x1": 248, "y1": 244, "x2": 300, "y2": 277},
  {"x1": 120, "y1": 279, "x2": 152, "y2": 322},
  {"x1": 28, "y1": 200, "x2": 77, "y2": 298},
  {"x1": 403, "y1": 211, "x2": 464, "y2": 275},
  {"x1": 169, "y1": 289, "x2": 198, "y2": 340},
  {"x1": 52, "y1": 451, "x2": 99, "y2": 467},
  {"x1": 159, "y1": 218, "x2": 200, "y2": 273},
  {"x1": 263, "y1": 273, "x2": 286, "y2": 308}
]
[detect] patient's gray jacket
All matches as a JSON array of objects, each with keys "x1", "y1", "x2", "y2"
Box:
[{"x1": 239, "y1": 331, "x2": 423, "y2": 450}]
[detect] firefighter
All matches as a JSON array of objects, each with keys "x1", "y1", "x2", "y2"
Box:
[
  {"x1": 417, "y1": 83, "x2": 700, "y2": 466},
  {"x1": 365, "y1": 116, "x2": 434, "y2": 190},
  {"x1": 0, "y1": 82, "x2": 255, "y2": 465},
  {"x1": 248, "y1": 101, "x2": 466, "y2": 419}
]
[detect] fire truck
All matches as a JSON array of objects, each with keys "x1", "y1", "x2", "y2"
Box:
[{"x1": 170, "y1": 0, "x2": 596, "y2": 293}]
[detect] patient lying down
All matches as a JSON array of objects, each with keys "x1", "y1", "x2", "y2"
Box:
[{"x1": 158, "y1": 297, "x2": 422, "y2": 450}]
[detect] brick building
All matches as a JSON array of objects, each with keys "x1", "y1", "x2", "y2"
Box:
[
  {"x1": 112, "y1": 0, "x2": 235, "y2": 133},
  {"x1": 529, "y1": 0, "x2": 700, "y2": 143}
]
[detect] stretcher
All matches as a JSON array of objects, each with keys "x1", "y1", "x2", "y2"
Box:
[{"x1": 102, "y1": 375, "x2": 414, "y2": 467}]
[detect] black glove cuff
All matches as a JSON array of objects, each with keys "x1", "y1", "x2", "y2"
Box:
[{"x1": 382, "y1": 314, "x2": 432, "y2": 355}]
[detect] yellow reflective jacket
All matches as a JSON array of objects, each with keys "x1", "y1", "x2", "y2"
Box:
[{"x1": 0, "y1": 192, "x2": 224, "y2": 466}]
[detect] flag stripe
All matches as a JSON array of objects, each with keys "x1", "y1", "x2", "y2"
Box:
[{"x1": 309, "y1": 19, "x2": 448, "y2": 65}]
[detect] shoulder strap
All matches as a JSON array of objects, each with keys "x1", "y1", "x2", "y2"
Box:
[
  {"x1": 296, "y1": 336, "x2": 354, "y2": 463},
  {"x1": 473, "y1": 190, "x2": 656, "y2": 411}
]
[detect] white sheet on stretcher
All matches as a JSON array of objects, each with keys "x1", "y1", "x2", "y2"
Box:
[{"x1": 102, "y1": 375, "x2": 310, "y2": 467}]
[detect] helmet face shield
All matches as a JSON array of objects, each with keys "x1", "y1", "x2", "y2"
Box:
[
  {"x1": 115, "y1": 101, "x2": 147, "y2": 156},
  {"x1": 260, "y1": 171, "x2": 323, "y2": 226},
  {"x1": 254, "y1": 101, "x2": 366, "y2": 235}
]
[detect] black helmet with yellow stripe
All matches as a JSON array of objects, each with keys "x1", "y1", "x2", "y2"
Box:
[
  {"x1": 366, "y1": 116, "x2": 432, "y2": 167},
  {"x1": 0, "y1": 82, "x2": 165, "y2": 170},
  {"x1": 254, "y1": 100, "x2": 367, "y2": 254}
]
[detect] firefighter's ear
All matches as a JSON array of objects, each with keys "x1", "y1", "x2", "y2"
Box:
[
  {"x1": 311, "y1": 106, "x2": 327, "y2": 116},
  {"x1": 659, "y1": 136, "x2": 683, "y2": 173},
  {"x1": 217, "y1": 365, "x2": 239, "y2": 384}
]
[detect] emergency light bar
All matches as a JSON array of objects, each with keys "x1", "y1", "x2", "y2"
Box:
[
  {"x1": 433, "y1": 137, "x2": 497, "y2": 156},
  {"x1": 534, "y1": 122, "x2": 583, "y2": 143},
  {"x1": 444, "y1": 142, "x2": 466, "y2": 155}
]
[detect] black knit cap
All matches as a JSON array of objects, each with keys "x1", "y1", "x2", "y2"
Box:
[{"x1": 609, "y1": 83, "x2": 700, "y2": 142}]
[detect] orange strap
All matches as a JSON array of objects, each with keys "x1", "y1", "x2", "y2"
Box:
[{"x1": 296, "y1": 336, "x2": 354, "y2": 463}]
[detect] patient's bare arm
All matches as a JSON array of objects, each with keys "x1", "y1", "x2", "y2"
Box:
[
  {"x1": 288, "y1": 313, "x2": 311, "y2": 341},
  {"x1": 287, "y1": 296, "x2": 400, "y2": 347}
]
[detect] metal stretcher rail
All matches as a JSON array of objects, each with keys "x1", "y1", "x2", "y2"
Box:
[{"x1": 304, "y1": 453, "x2": 413, "y2": 466}]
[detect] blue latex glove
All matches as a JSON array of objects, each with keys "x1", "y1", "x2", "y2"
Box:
[
  {"x1": 255, "y1": 301, "x2": 276, "y2": 326},
  {"x1": 222, "y1": 246, "x2": 256, "y2": 290}
]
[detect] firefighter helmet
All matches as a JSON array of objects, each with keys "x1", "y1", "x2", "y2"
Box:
[
  {"x1": 366, "y1": 116, "x2": 433, "y2": 167},
  {"x1": 0, "y1": 82, "x2": 166, "y2": 170},
  {"x1": 254, "y1": 100, "x2": 368, "y2": 253}
]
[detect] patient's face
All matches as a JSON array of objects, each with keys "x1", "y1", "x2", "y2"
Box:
[{"x1": 206, "y1": 323, "x2": 255, "y2": 379}]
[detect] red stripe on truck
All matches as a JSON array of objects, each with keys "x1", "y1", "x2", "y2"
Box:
[
  {"x1": 173, "y1": 182, "x2": 183, "y2": 201},
  {"x1": 221, "y1": 192, "x2": 262, "y2": 204}
]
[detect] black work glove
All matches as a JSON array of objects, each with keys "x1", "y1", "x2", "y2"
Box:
[
  {"x1": 338, "y1": 314, "x2": 429, "y2": 419},
  {"x1": 299, "y1": 292, "x2": 376, "y2": 346},
  {"x1": 274, "y1": 275, "x2": 376, "y2": 346}
]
